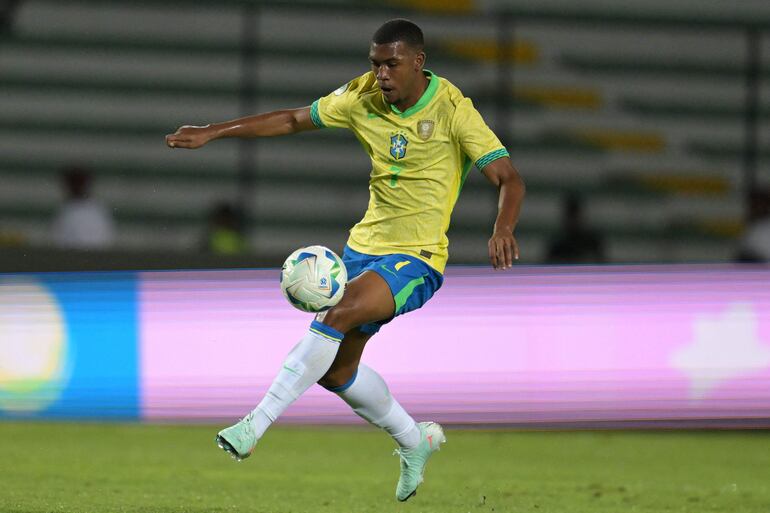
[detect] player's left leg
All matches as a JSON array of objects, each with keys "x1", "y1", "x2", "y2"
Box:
[
  {"x1": 317, "y1": 253, "x2": 447, "y2": 501},
  {"x1": 319, "y1": 328, "x2": 446, "y2": 502},
  {"x1": 318, "y1": 329, "x2": 422, "y2": 449}
]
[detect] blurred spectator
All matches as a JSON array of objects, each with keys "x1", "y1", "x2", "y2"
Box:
[
  {"x1": 51, "y1": 165, "x2": 115, "y2": 249},
  {"x1": 547, "y1": 193, "x2": 606, "y2": 264},
  {"x1": 202, "y1": 202, "x2": 247, "y2": 255},
  {"x1": 737, "y1": 188, "x2": 770, "y2": 263}
]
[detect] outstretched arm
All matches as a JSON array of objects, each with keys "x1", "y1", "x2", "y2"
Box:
[
  {"x1": 482, "y1": 157, "x2": 525, "y2": 270},
  {"x1": 165, "y1": 106, "x2": 317, "y2": 149}
]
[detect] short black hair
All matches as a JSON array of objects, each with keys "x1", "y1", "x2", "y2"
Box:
[{"x1": 372, "y1": 19, "x2": 424, "y2": 49}]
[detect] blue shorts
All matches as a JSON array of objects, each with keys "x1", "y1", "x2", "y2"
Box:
[{"x1": 342, "y1": 245, "x2": 443, "y2": 334}]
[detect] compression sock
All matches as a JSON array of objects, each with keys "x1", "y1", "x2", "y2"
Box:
[
  {"x1": 249, "y1": 320, "x2": 343, "y2": 439},
  {"x1": 329, "y1": 363, "x2": 421, "y2": 449}
]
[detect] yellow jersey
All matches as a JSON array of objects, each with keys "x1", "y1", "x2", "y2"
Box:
[{"x1": 310, "y1": 70, "x2": 508, "y2": 273}]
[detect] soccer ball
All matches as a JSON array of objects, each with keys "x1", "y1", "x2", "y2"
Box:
[{"x1": 280, "y1": 245, "x2": 347, "y2": 313}]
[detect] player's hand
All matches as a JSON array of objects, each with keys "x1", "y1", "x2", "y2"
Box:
[
  {"x1": 488, "y1": 228, "x2": 519, "y2": 270},
  {"x1": 165, "y1": 125, "x2": 214, "y2": 149}
]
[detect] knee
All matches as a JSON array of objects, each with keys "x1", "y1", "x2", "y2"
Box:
[
  {"x1": 318, "y1": 364, "x2": 357, "y2": 390},
  {"x1": 317, "y1": 305, "x2": 354, "y2": 334}
]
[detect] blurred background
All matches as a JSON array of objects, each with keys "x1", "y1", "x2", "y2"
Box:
[
  {"x1": 1, "y1": 0, "x2": 769, "y2": 424},
  {"x1": 1, "y1": 0, "x2": 769, "y2": 271}
]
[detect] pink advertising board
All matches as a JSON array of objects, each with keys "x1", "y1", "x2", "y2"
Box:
[{"x1": 140, "y1": 265, "x2": 770, "y2": 426}]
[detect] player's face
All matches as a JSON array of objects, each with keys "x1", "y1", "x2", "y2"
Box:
[{"x1": 369, "y1": 41, "x2": 425, "y2": 108}]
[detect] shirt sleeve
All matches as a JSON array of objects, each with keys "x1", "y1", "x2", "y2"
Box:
[
  {"x1": 451, "y1": 97, "x2": 509, "y2": 170},
  {"x1": 310, "y1": 78, "x2": 361, "y2": 129}
]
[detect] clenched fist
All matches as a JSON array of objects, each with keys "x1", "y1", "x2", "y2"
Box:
[{"x1": 165, "y1": 125, "x2": 215, "y2": 149}]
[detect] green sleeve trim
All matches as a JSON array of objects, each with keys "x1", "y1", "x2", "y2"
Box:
[
  {"x1": 310, "y1": 100, "x2": 326, "y2": 128},
  {"x1": 475, "y1": 148, "x2": 509, "y2": 170}
]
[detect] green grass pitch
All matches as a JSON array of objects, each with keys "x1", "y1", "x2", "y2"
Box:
[{"x1": 1, "y1": 421, "x2": 768, "y2": 512}]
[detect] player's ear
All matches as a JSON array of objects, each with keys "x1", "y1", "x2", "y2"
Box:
[{"x1": 414, "y1": 50, "x2": 426, "y2": 71}]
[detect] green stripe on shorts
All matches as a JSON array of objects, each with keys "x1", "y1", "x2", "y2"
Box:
[{"x1": 393, "y1": 275, "x2": 426, "y2": 313}]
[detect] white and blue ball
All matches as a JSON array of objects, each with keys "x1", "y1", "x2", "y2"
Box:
[{"x1": 280, "y1": 245, "x2": 347, "y2": 313}]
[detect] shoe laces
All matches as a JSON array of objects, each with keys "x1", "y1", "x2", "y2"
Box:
[
  {"x1": 394, "y1": 448, "x2": 411, "y2": 469},
  {"x1": 394, "y1": 446, "x2": 427, "y2": 472},
  {"x1": 231, "y1": 412, "x2": 256, "y2": 443}
]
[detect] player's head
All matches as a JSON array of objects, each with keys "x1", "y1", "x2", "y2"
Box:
[{"x1": 369, "y1": 19, "x2": 426, "y2": 106}]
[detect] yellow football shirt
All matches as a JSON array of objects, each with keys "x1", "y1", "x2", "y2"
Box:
[{"x1": 311, "y1": 70, "x2": 508, "y2": 273}]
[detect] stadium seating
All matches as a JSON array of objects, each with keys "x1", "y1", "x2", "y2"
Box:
[{"x1": 0, "y1": 0, "x2": 767, "y2": 265}]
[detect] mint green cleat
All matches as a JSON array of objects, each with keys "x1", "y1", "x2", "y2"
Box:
[
  {"x1": 394, "y1": 421, "x2": 446, "y2": 502},
  {"x1": 216, "y1": 412, "x2": 258, "y2": 462}
]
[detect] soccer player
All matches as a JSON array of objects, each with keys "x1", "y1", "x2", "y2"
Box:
[{"x1": 166, "y1": 19, "x2": 525, "y2": 501}]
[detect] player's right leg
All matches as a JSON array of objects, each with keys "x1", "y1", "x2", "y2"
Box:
[
  {"x1": 216, "y1": 270, "x2": 395, "y2": 461},
  {"x1": 216, "y1": 319, "x2": 342, "y2": 460}
]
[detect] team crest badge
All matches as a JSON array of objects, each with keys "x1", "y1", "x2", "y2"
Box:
[
  {"x1": 417, "y1": 120, "x2": 435, "y2": 140},
  {"x1": 390, "y1": 134, "x2": 408, "y2": 160}
]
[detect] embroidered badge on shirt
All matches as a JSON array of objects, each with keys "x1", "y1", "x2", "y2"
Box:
[
  {"x1": 417, "y1": 120, "x2": 435, "y2": 140},
  {"x1": 390, "y1": 133, "x2": 408, "y2": 160}
]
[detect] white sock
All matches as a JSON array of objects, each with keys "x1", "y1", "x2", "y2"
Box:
[
  {"x1": 249, "y1": 321, "x2": 343, "y2": 439},
  {"x1": 334, "y1": 364, "x2": 421, "y2": 449}
]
